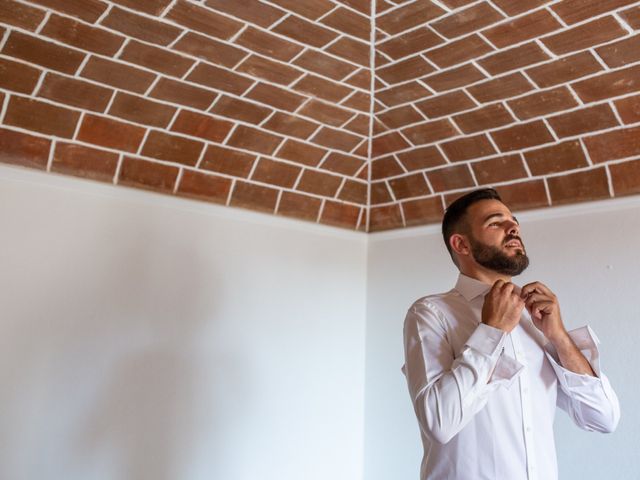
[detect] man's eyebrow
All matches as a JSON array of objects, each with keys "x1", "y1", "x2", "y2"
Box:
[{"x1": 483, "y1": 213, "x2": 519, "y2": 224}]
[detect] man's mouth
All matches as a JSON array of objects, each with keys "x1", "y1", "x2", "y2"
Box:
[{"x1": 504, "y1": 240, "x2": 522, "y2": 249}]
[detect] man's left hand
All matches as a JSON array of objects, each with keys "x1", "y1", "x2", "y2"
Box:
[{"x1": 520, "y1": 281, "x2": 568, "y2": 344}]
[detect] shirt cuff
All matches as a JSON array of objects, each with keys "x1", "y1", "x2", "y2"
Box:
[
  {"x1": 545, "y1": 325, "x2": 603, "y2": 391},
  {"x1": 465, "y1": 323, "x2": 507, "y2": 357}
]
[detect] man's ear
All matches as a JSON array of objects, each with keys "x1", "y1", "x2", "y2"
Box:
[{"x1": 450, "y1": 233, "x2": 470, "y2": 257}]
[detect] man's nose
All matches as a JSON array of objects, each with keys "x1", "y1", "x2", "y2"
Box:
[{"x1": 506, "y1": 223, "x2": 519, "y2": 236}]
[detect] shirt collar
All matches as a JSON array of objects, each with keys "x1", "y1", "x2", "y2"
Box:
[{"x1": 454, "y1": 273, "x2": 492, "y2": 301}]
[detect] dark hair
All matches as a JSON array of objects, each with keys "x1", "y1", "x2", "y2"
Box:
[{"x1": 442, "y1": 188, "x2": 503, "y2": 261}]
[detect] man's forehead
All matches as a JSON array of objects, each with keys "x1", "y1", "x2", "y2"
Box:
[{"x1": 468, "y1": 199, "x2": 514, "y2": 221}]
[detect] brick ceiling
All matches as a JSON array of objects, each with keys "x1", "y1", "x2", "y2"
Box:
[{"x1": 0, "y1": 0, "x2": 639, "y2": 232}]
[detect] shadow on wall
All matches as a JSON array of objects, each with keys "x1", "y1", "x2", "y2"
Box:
[{"x1": 0, "y1": 209, "x2": 248, "y2": 479}]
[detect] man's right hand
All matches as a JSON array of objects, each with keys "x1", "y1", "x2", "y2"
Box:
[{"x1": 481, "y1": 280, "x2": 525, "y2": 333}]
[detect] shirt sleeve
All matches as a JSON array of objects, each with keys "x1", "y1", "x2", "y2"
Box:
[
  {"x1": 402, "y1": 301, "x2": 523, "y2": 444},
  {"x1": 545, "y1": 326, "x2": 620, "y2": 433}
]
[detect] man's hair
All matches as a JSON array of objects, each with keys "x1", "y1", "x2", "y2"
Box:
[{"x1": 442, "y1": 188, "x2": 503, "y2": 262}]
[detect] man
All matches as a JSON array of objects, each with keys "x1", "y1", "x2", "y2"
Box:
[{"x1": 402, "y1": 188, "x2": 620, "y2": 480}]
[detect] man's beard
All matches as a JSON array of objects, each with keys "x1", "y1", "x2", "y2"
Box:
[{"x1": 469, "y1": 234, "x2": 529, "y2": 276}]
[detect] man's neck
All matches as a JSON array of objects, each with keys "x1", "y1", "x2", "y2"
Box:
[{"x1": 459, "y1": 265, "x2": 511, "y2": 285}]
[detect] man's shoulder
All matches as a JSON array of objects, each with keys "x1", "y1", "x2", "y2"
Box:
[{"x1": 407, "y1": 289, "x2": 460, "y2": 315}]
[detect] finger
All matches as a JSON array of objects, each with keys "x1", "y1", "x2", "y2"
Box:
[
  {"x1": 489, "y1": 279, "x2": 505, "y2": 294},
  {"x1": 527, "y1": 300, "x2": 554, "y2": 315},
  {"x1": 501, "y1": 282, "x2": 515, "y2": 294},
  {"x1": 522, "y1": 281, "x2": 553, "y2": 297},
  {"x1": 524, "y1": 292, "x2": 552, "y2": 306}
]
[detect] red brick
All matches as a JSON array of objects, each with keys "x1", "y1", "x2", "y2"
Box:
[
  {"x1": 101, "y1": 7, "x2": 181, "y2": 46},
  {"x1": 491, "y1": 0, "x2": 548, "y2": 16},
  {"x1": 187, "y1": 64, "x2": 253, "y2": 96},
  {"x1": 432, "y1": 3, "x2": 504, "y2": 39},
  {"x1": 27, "y1": 0, "x2": 107, "y2": 23},
  {"x1": 377, "y1": 0, "x2": 446, "y2": 35},
  {"x1": 5, "y1": 96, "x2": 80, "y2": 138},
  {"x1": 311, "y1": 127, "x2": 362, "y2": 153},
  {"x1": 377, "y1": 27, "x2": 444, "y2": 60},
  {"x1": 548, "y1": 167, "x2": 610, "y2": 205},
  {"x1": 552, "y1": 0, "x2": 638, "y2": 25},
  {"x1": 171, "y1": 111, "x2": 232, "y2": 143},
  {"x1": 78, "y1": 115, "x2": 145, "y2": 153},
  {"x1": 344, "y1": 115, "x2": 370, "y2": 136},
  {"x1": 372, "y1": 156, "x2": 404, "y2": 180},
  {"x1": 81, "y1": 56, "x2": 155, "y2": 94},
  {"x1": 542, "y1": 17, "x2": 627, "y2": 55},
  {"x1": 369, "y1": 204, "x2": 404, "y2": 231},
  {"x1": 342, "y1": 91, "x2": 371, "y2": 112},
  {"x1": 210, "y1": 96, "x2": 272, "y2": 124},
  {"x1": 278, "y1": 140, "x2": 327, "y2": 167},
  {"x1": 177, "y1": 169, "x2": 232, "y2": 205},
  {"x1": 427, "y1": 164, "x2": 475, "y2": 192},
  {"x1": 338, "y1": 179, "x2": 367, "y2": 204},
  {"x1": 230, "y1": 181, "x2": 279, "y2": 213},
  {"x1": 526, "y1": 52, "x2": 603, "y2": 89},
  {"x1": 42, "y1": 14, "x2": 124, "y2": 56},
  {"x1": 572, "y1": 65, "x2": 640, "y2": 102},
  {"x1": 321, "y1": 152, "x2": 365, "y2": 177},
  {"x1": 173, "y1": 32, "x2": 246, "y2": 69},
  {"x1": 120, "y1": 40, "x2": 194, "y2": 78},
  {"x1": 388, "y1": 173, "x2": 430, "y2": 199},
  {"x1": 610, "y1": 159, "x2": 640, "y2": 196},
  {"x1": 376, "y1": 82, "x2": 432, "y2": 107},
  {"x1": 424, "y1": 34, "x2": 493, "y2": 68},
  {"x1": 372, "y1": 132, "x2": 411, "y2": 157},
  {"x1": 296, "y1": 170, "x2": 342, "y2": 196},
  {"x1": 397, "y1": 146, "x2": 446, "y2": 171},
  {"x1": 227, "y1": 125, "x2": 283, "y2": 155},
  {"x1": 492, "y1": 121, "x2": 554, "y2": 152},
  {"x1": 251, "y1": 158, "x2": 301, "y2": 188},
  {"x1": 141, "y1": 131, "x2": 204, "y2": 167},
  {"x1": 479, "y1": 42, "x2": 549, "y2": 76},
  {"x1": 0, "y1": 58, "x2": 40, "y2": 94},
  {"x1": 52, "y1": 143, "x2": 118, "y2": 182},
  {"x1": 200, "y1": 145, "x2": 256, "y2": 177},
  {"x1": 441, "y1": 135, "x2": 496, "y2": 162},
  {"x1": 483, "y1": 10, "x2": 562, "y2": 48},
  {"x1": 109, "y1": 0, "x2": 172, "y2": 15},
  {"x1": 525, "y1": 140, "x2": 589, "y2": 175},
  {"x1": 472, "y1": 154, "x2": 527, "y2": 185},
  {"x1": 277, "y1": 191, "x2": 322, "y2": 221},
  {"x1": 238, "y1": 55, "x2": 304, "y2": 86},
  {"x1": 422, "y1": 64, "x2": 486, "y2": 92},
  {"x1": 614, "y1": 95, "x2": 640, "y2": 124},
  {"x1": 237, "y1": 26, "x2": 303, "y2": 63},
  {"x1": 2, "y1": 31, "x2": 84, "y2": 75},
  {"x1": 620, "y1": 5, "x2": 640, "y2": 29},
  {"x1": 371, "y1": 181, "x2": 392, "y2": 205},
  {"x1": 596, "y1": 34, "x2": 640, "y2": 68},
  {"x1": 0, "y1": 0, "x2": 45, "y2": 30},
  {"x1": 38, "y1": 73, "x2": 112, "y2": 112},
  {"x1": 294, "y1": 50, "x2": 357, "y2": 82},
  {"x1": 150, "y1": 78, "x2": 217, "y2": 111},
  {"x1": 246, "y1": 83, "x2": 306, "y2": 112},
  {"x1": 293, "y1": 75, "x2": 353, "y2": 103},
  {"x1": 583, "y1": 126, "x2": 640, "y2": 163},
  {"x1": 0, "y1": 127, "x2": 51, "y2": 170},
  {"x1": 321, "y1": 200, "x2": 362, "y2": 229},
  {"x1": 327, "y1": 37, "x2": 370, "y2": 66},
  {"x1": 401, "y1": 196, "x2": 444, "y2": 226},
  {"x1": 166, "y1": 0, "x2": 242, "y2": 40},
  {"x1": 548, "y1": 104, "x2": 619, "y2": 138},
  {"x1": 268, "y1": 0, "x2": 334, "y2": 20},
  {"x1": 453, "y1": 104, "x2": 515, "y2": 134},
  {"x1": 108, "y1": 92, "x2": 177, "y2": 128},
  {"x1": 264, "y1": 112, "x2": 319, "y2": 140},
  {"x1": 378, "y1": 56, "x2": 435, "y2": 85},
  {"x1": 403, "y1": 120, "x2": 458, "y2": 145},
  {"x1": 119, "y1": 156, "x2": 178, "y2": 193},
  {"x1": 321, "y1": 7, "x2": 370, "y2": 40},
  {"x1": 494, "y1": 180, "x2": 548, "y2": 211},
  {"x1": 440, "y1": 0, "x2": 476, "y2": 7},
  {"x1": 378, "y1": 105, "x2": 423, "y2": 129},
  {"x1": 298, "y1": 100, "x2": 353, "y2": 127},
  {"x1": 274, "y1": 15, "x2": 338, "y2": 48},
  {"x1": 467, "y1": 73, "x2": 533, "y2": 103},
  {"x1": 205, "y1": 0, "x2": 285, "y2": 28},
  {"x1": 507, "y1": 87, "x2": 579, "y2": 121}
]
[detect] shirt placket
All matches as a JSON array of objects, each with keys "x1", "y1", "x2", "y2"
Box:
[{"x1": 510, "y1": 326, "x2": 537, "y2": 480}]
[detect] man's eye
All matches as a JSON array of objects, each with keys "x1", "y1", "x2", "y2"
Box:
[{"x1": 489, "y1": 222, "x2": 499, "y2": 227}]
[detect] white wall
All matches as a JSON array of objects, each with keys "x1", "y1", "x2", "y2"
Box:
[
  {"x1": 365, "y1": 198, "x2": 640, "y2": 480},
  {"x1": 0, "y1": 165, "x2": 367, "y2": 480}
]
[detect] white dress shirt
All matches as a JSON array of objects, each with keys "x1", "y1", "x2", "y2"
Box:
[{"x1": 402, "y1": 274, "x2": 620, "y2": 480}]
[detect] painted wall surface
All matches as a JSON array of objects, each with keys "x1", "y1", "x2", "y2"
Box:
[
  {"x1": 365, "y1": 199, "x2": 640, "y2": 480},
  {"x1": 0, "y1": 165, "x2": 367, "y2": 480}
]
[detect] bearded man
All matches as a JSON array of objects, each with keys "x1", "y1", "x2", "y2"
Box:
[{"x1": 402, "y1": 188, "x2": 619, "y2": 480}]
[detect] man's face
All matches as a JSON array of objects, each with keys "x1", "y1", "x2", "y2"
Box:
[{"x1": 465, "y1": 199, "x2": 529, "y2": 276}]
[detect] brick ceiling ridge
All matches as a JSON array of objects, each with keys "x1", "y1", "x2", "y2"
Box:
[{"x1": 0, "y1": 0, "x2": 639, "y2": 232}]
